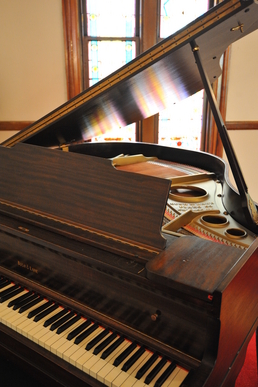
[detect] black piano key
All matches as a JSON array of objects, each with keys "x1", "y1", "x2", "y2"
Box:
[
  {"x1": 0, "y1": 287, "x2": 24, "y2": 303},
  {"x1": 56, "y1": 314, "x2": 81, "y2": 335},
  {"x1": 34, "y1": 304, "x2": 59, "y2": 322},
  {"x1": 93, "y1": 332, "x2": 117, "y2": 355},
  {"x1": 43, "y1": 307, "x2": 69, "y2": 327},
  {"x1": 0, "y1": 279, "x2": 9, "y2": 288},
  {"x1": 0, "y1": 279, "x2": 10, "y2": 289},
  {"x1": 113, "y1": 341, "x2": 137, "y2": 366},
  {"x1": 0, "y1": 284, "x2": 19, "y2": 298},
  {"x1": 85, "y1": 328, "x2": 109, "y2": 350},
  {"x1": 50, "y1": 311, "x2": 75, "y2": 331},
  {"x1": 154, "y1": 361, "x2": 177, "y2": 387},
  {"x1": 8, "y1": 291, "x2": 34, "y2": 308},
  {"x1": 136, "y1": 352, "x2": 159, "y2": 379},
  {"x1": 144, "y1": 357, "x2": 167, "y2": 385},
  {"x1": 67, "y1": 319, "x2": 92, "y2": 341},
  {"x1": 13, "y1": 293, "x2": 39, "y2": 310},
  {"x1": 122, "y1": 346, "x2": 146, "y2": 372},
  {"x1": 28, "y1": 300, "x2": 53, "y2": 319},
  {"x1": 101, "y1": 336, "x2": 125, "y2": 360},
  {"x1": 74, "y1": 322, "x2": 99, "y2": 344},
  {"x1": 18, "y1": 296, "x2": 44, "y2": 314}
]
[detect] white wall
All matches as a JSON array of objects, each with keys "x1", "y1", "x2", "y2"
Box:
[
  {"x1": 0, "y1": 0, "x2": 67, "y2": 130},
  {"x1": 225, "y1": 30, "x2": 258, "y2": 201}
]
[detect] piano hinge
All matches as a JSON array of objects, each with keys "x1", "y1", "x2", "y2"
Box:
[{"x1": 230, "y1": 22, "x2": 244, "y2": 33}]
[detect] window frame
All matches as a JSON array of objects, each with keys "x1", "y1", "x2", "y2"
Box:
[
  {"x1": 81, "y1": 0, "x2": 140, "y2": 90},
  {"x1": 62, "y1": 0, "x2": 228, "y2": 157}
]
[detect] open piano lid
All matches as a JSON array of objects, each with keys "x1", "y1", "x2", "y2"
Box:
[
  {"x1": 2, "y1": 0, "x2": 258, "y2": 149},
  {"x1": 1, "y1": 0, "x2": 258, "y2": 247}
]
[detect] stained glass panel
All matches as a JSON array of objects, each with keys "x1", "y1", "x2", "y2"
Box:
[
  {"x1": 160, "y1": 0, "x2": 208, "y2": 38},
  {"x1": 159, "y1": 0, "x2": 208, "y2": 150},
  {"x1": 86, "y1": 0, "x2": 137, "y2": 142},
  {"x1": 87, "y1": 0, "x2": 136, "y2": 37},
  {"x1": 88, "y1": 40, "x2": 136, "y2": 86}
]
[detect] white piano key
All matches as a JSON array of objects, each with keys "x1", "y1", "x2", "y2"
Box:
[
  {"x1": 82, "y1": 350, "x2": 105, "y2": 374},
  {"x1": 0, "y1": 290, "x2": 28, "y2": 315},
  {"x1": 0, "y1": 283, "x2": 15, "y2": 294},
  {"x1": 0, "y1": 301, "x2": 26, "y2": 326},
  {"x1": 0, "y1": 279, "x2": 189, "y2": 387},
  {"x1": 15, "y1": 301, "x2": 47, "y2": 333},
  {"x1": 55, "y1": 319, "x2": 85, "y2": 358},
  {"x1": 147, "y1": 360, "x2": 171, "y2": 387},
  {"x1": 103, "y1": 345, "x2": 140, "y2": 387},
  {"x1": 39, "y1": 323, "x2": 69, "y2": 350},
  {"x1": 74, "y1": 327, "x2": 104, "y2": 370},
  {"x1": 47, "y1": 330, "x2": 71, "y2": 354},
  {"x1": 112, "y1": 349, "x2": 150, "y2": 387},
  {"x1": 119, "y1": 351, "x2": 152, "y2": 387},
  {"x1": 61, "y1": 318, "x2": 90, "y2": 361},
  {"x1": 167, "y1": 368, "x2": 188, "y2": 387},
  {"x1": 131, "y1": 356, "x2": 163, "y2": 387},
  {"x1": 69, "y1": 326, "x2": 103, "y2": 367},
  {"x1": 18, "y1": 300, "x2": 54, "y2": 338},
  {"x1": 1, "y1": 294, "x2": 34, "y2": 327},
  {"x1": 90, "y1": 345, "x2": 125, "y2": 380},
  {"x1": 160, "y1": 367, "x2": 181, "y2": 387},
  {"x1": 5, "y1": 298, "x2": 45, "y2": 328},
  {"x1": 49, "y1": 320, "x2": 84, "y2": 356},
  {"x1": 80, "y1": 331, "x2": 118, "y2": 375},
  {"x1": 27, "y1": 308, "x2": 65, "y2": 343},
  {"x1": 96, "y1": 341, "x2": 130, "y2": 384},
  {"x1": 0, "y1": 291, "x2": 35, "y2": 318}
]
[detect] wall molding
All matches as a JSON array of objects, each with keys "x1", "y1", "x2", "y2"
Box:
[
  {"x1": 226, "y1": 121, "x2": 258, "y2": 130},
  {"x1": 0, "y1": 121, "x2": 33, "y2": 132},
  {"x1": 1, "y1": 120, "x2": 257, "y2": 133}
]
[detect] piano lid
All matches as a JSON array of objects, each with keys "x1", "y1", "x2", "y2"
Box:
[{"x1": 2, "y1": 0, "x2": 258, "y2": 149}]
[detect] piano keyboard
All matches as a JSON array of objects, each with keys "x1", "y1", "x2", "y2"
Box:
[{"x1": 0, "y1": 277, "x2": 189, "y2": 387}]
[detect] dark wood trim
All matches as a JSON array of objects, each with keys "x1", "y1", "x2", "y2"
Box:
[
  {"x1": 226, "y1": 121, "x2": 258, "y2": 130},
  {"x1": 1, "y1": 120, "x2": 256, "y2": 134},
  {"x1": 0, "y1": 121, "x2": 33, "y2": 132},
  {"x1": 140, "y1": 0, "x2": 159, "y2": 143},
  {"x1": 62, "y1": 0, "x2": 83, "y2": 99}
]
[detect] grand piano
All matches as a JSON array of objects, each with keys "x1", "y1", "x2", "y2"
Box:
[{"x1": 0, "y1": 1, "x2": 258, "y2": 386}]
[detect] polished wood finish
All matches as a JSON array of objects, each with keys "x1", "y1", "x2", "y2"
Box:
[
  {"x1": 226, "y1": 121, "x2": 258, "y2": 130},
  {"x1": 0, "y1": 2, "x2": 258, "y2": 387},
  {"x1": 0, "y1": 143, "x2": 169, "y2": 251},
  {"x1": 62, "y1": 0, "x2": 82, "y2": 99},
  {"x1": 0, "y1": 171, "x2": 257, "y2": 386},
  {"x1": 0, "y1": 121, "x2": 33, "y2": 131}
]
